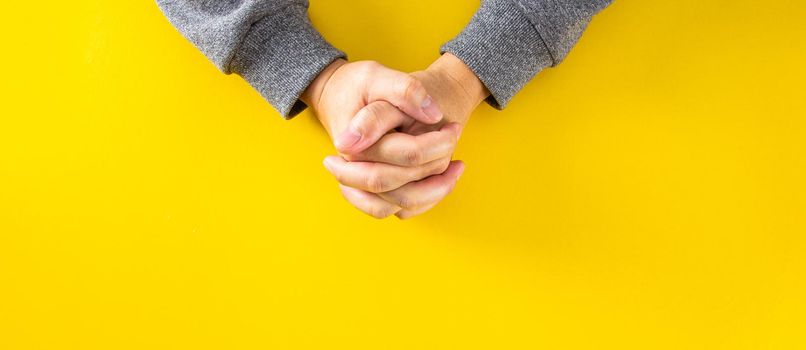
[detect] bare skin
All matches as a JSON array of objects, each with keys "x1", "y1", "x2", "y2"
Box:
[{"x1": 304, "y1": 54, "x2": 489, "y2": 219}]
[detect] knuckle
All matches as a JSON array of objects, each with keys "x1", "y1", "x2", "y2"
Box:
[
  {"x1": 355, "y1": 61, "x2": 378, "y2": 77},
  {"x1": 397, "y1": 195, "x2": 420, "y2": 210},
  {"x1": 355, "y1": 104, "x2": 381, "y2": 135},
  {"x1": 330, "y1": 168, "x2": 345, "y2": 183},
  {"x1": 443, "y1": 140, "x2": 457, "y2": 156},
  {"x1": 363, "y1": 60, "x2": 382, "y2": 69},
  {"x1": 435, "y1": 130, "x2": 458, "y2": 150},
  {"x1": 395, "y1": 211, "x2": 413, "y2": 220},
  {"x1": 364, "y1": 170, "x2": 388, "y2": 193},
  {"x1": 420, "y1": 159, "x2": 449, "y2": 179},
  {"x1": 367, "y1": 205, "x2": 393, "y2": 219},
  {"x1": 436, "y1": 158, "x2": 451, "y2": 174},
  {"x1": 340, "y1": 153, "x2": 358, "y2": 162},
  {"x1": 402, "y1": 145, "x2": 423, "y2": 166},
  {"x1": 399, "y1": 76, "x2": 423, "y2": 101},
  {"x1": 447, "y1": 131, "x2": 459, "y2": 148}
]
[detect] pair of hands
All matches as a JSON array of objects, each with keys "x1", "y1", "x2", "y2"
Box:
[{"x1": 300, "y1": 53, "x2": 489, "y2": 219}]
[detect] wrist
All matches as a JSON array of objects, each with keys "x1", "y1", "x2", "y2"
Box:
[
  {"x1": 427, "y1": 53, "x2": 489, "y2": 112},
  {"x1": 300, "y1": 58, "x2": 347, "y2": 113}
]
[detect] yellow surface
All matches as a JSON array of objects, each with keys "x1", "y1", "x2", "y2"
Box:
[{"x1": 1, "y1": 0, "x2": 805, "y2": 348}]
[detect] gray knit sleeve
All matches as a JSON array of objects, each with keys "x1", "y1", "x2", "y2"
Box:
[
  {"x1": 442, "y1": 0, "x2": 612, "y2": 109},
  {"x1": 156, "y1": 0, "x2": 346, "y2": 118}
]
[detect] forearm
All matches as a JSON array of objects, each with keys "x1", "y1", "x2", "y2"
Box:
[
  {"x1": 442, "y1": 0, "x2": 612, "y2": 109},
  {"x1": 156, "y1": 0, "x2": 345, "y2": 117}
]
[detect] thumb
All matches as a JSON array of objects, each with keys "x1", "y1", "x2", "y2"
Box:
[
  {"x1": 334, "y1": 101, "x2": 410, "y2": 154},
  {"x1": 366, "y1": 66, "x2": 443, "y2": 124}
]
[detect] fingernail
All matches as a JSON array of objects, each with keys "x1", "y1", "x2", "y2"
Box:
[
  {"x1": 334, "y1": 128, "x2": 362, "y2": 151},
  {"x1": 323, "y1": 156, "x2": 337, "y2": 172},
  {"x1": 452, "y1": 123, "x2": 464, "y2": 141},
  {"x1": 421, "y1": 95, "x2": 443, "y2": 122},
  {"x1": 456, "y1": 162, "x2": 466, "y2": 179}
]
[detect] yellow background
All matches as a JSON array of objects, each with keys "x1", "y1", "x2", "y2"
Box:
[{"x1": 1, "y1": 0, "x2": 805, "y2": 348}]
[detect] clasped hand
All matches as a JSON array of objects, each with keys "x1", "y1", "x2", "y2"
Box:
[{"x1": 300, "y1": 54, "x2": 488, "y2": 219}]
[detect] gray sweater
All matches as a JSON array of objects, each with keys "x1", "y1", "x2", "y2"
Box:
[{"x1": 156, "y1": 0, "x2": 611, "y2": 118}]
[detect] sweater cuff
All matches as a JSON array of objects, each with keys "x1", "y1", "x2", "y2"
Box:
[
  {"x1": 229, "y1": 4, "x2": 346, "y2": 119},
  {"x1": 441, "y1": 0, "x2": 553, "y2": 109}
]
